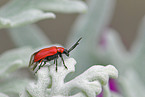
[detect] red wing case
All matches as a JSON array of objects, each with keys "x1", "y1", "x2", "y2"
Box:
[{"x1": 34, "y1": 46, "x2": 57, "y2": 62}]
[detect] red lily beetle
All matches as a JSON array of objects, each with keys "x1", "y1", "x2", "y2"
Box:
[{"x1": 29, "y1": 38, "x2": 82, "y2": 72}]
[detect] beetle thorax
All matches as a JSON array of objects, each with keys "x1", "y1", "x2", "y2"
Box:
[{"x1": 57, "y1": 47, "x2": 64, "y2": 53}]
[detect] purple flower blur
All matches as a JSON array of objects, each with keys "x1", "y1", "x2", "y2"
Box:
[
  {"x1": 97, "y1": 90, "x2": 103, "y2": 97},
  {"x1": 109, "y1": 78, "x2": 119, "y2": 93},
  {"x1": 99, "y1": 31, "x2": 107, "y2": 49}
]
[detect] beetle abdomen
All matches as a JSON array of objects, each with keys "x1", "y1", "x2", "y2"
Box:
[{"x1": 45, "y1": 53, "x2": 58, "y2": 61}]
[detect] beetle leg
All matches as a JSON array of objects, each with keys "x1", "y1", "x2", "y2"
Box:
[
  {"x1": 32, "y1": 62, "x2": 38, "y2": 71},
  {"x1": 35, "y1": 62, "x2": 42, "y2": 73},
  {"x1": 39, "y1": 61, "x2": 43, "y2": 69},
  {"x1": 56, "y1": 59, "x2": 58, "y2": 71},
  {"x1": 59, "y1": 54, "x2": 68, "y2": 69},
  {"x1": 41, "y1": 61, "x2": 46, "y2": 67},
  {"x1": 54, "y1": 60, "x2": 55, "y2": 64},
  {"x1": 29, "y1": 52, "x2": 36, "y2": 67},
  {"x1": 35, "y1": 59, "x2": 44, "y2": 73}
]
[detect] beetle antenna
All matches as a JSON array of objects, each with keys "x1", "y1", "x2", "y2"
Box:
[{"x1": 68, "y1": 37, "x2": 82, "y2": 53}]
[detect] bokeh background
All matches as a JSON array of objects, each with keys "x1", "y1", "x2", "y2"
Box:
[{"x1": 0, "y1": 0, "x2": 145, "y2": 54}]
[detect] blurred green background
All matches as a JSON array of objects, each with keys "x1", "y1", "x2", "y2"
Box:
[{"x1": 0, "y1": 0, "x2": 145, "y2": 53}]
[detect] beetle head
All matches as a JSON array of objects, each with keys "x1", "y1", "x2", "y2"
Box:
[{"x1": 63, "y1": 49, "x2": 69, "y2": 56}]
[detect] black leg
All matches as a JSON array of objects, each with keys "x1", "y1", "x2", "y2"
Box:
[
  {"x1": 59, "y1": 54, "x2": 68, "y2": 69},
  {"x1": 56, "y1": 59, "x2": 58, "y2": 71},
  {"x1": 54, "y1": 60, "x2": 55, "y2": 64},
  {"x1": 35, "y1": 60, "x2": 46, "y2": 73},
  {"x1": 38, "y1": 61, "x2": 43, "y2": 70},
  {"x1": 35, "y1": 62, "x2": 42, "y2": 73},
  {"x1": 32, "y1": 62, "x2": 38, "y2": 71},
  {"x1": 41, "y1": 61, "x2": 46, "y2": 67}
]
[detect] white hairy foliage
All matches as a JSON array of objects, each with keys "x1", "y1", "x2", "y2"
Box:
[{"x1": 21, "y1": 58, "x2": 118, "y2": 97}]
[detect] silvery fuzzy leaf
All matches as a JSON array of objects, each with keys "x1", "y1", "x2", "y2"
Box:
[
  {"x1": 0, "y1": 0, "x2": 55, "y2": 28},
  {"x1": 129, "y1": 16, "x2": 145, "y2": 82},
  {"x1": 66, "y1": 0, "x2": 116, "y2": 78},
  {"x1": 111, "y1": 92, "x2": 123, "y2": 97},
  {"x1": 130, "y1": 16, "x2": 145, "y2": 56},
  {"x1": 102, "y1": 28, "x2": 129, "y2": 74},
  {"x1": 0, "y1": 77, "x2": 32, "y2": 97},
  {"x1": 33, "y1": 0, "x2": 87, "y2": 13},
  {"x1": 0, "y1": 47, "x2": 34, "y2": 78},
  {"x1": 119, "y1": 70, "x2": 145, "y2": 97},
  {"x1": 51, "y1": 93, "x2": 85, "y2": 97},
  {"x1": 0, "y1": 9, "x2": 55, "y2": 28},
  {"x1": 0, "y1": 92, "x2": 9, "y2": 97},
  {"x1": 21, "y1": 58, "x2": 118, "y2": 97},
  {"x1": 103, "y1": 84, "x2": 111, "y2": 97},
  {"x1": 9, "y1": 24, "x2": 51, "y2": 48},
  {"x1": 0, "y1": 0, "x2": 87, "y2": 28}
]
